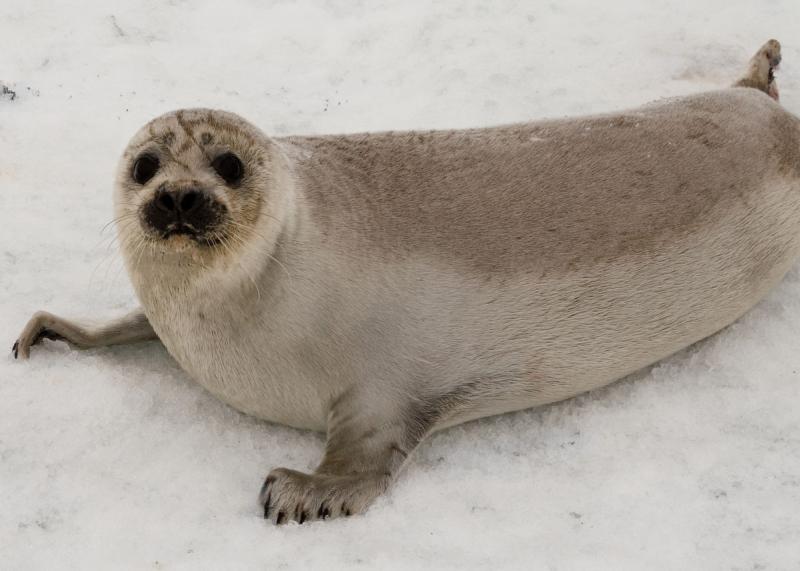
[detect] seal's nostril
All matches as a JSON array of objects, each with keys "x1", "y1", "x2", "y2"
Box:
[
  {"x1": 156, "y1": 191, "x2": 176, "y2": 213},
  {"x1": 180, "y1": 190, "x2": 199, "y2": 213},
  {"x1": 144, "y1": 187, "x2": 220, "y2": 236}
]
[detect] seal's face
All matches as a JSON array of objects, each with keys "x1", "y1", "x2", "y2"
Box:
[
  {"x1": 115, "y1": 109, "x2": 273, "y2": 265},
  {"x1": 130, "y1": 151, "x2": 235, "y2": 246}
]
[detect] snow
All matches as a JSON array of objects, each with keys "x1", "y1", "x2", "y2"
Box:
[{"x1": 2, "y1": 0, "x2": 800, "y2": 568}]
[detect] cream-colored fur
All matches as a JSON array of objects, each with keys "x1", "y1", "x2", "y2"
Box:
[{"x1": 14, "y1": 41, "x2": 800, "y2": 524}]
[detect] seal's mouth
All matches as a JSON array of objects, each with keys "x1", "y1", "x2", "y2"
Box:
[
  {"x1": 162, "y1": 223, "x2": 199, "y2": 240},
  {"x1": 159, "y1": 223, "x2": 223, "y2": 247}
]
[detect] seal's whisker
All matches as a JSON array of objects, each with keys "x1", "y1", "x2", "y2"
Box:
[{"x1": 225, "y1": 221, "x2": 295, "y2": 293}]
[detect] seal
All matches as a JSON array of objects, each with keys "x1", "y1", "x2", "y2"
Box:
[{"x1": 14, "y1": 40, "x2": 800, "y2": 524}]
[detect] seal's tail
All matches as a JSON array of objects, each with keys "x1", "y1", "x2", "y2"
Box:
[{"x1": 734, "y1": 39, "x2": 782, "y2": 101}]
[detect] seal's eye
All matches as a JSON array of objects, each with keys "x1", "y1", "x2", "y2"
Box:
[
  {"x1": 211, "y1": 153, "x2": 244, "y2": 185},
  {"x1": 132, "y1": 155, "x2": 159, "y2": 185}
]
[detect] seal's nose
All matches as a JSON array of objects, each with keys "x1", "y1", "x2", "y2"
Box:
[
  {"x1": 144, "y1": 187, "x2": 219, "y2": 237},
  {"x1": 154, "y1": 188, "x2": 202, "y2": 216}
]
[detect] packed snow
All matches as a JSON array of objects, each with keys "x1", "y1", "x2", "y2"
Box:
[{"x1": 2, "y1": 1, "x2": 800, "y2": 569}]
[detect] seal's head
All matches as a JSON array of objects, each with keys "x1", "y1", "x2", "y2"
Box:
[{"x1": 115, "y1": 109, "x2": 289, "y2": 277}]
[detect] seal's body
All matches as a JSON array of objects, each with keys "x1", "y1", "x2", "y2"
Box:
[
  {"x1": 138, "y1": 89, "x2": 800, "y2": 435},
  {"x1": 14, "y1": 41, "x2": 800, "y2": 523}
]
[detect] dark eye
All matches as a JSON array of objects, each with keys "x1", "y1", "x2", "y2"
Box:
[
  {"x1": 132, "y1": 155, "x2": 159, "y2": 185},
  {"x1": 211, "y1": 153, "x2": 244, "y2": 185}
]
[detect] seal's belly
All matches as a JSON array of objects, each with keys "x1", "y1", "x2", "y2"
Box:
[{"x1": 145, "y1": 307, "x2": 329, "y2": 431}]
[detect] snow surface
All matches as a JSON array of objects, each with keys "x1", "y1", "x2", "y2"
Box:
[{"x1": 2, "y1": 1, "x2": 800, "y2": 569}]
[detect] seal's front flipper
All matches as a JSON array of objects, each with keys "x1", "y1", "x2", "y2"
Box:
[
  {"x1": 12, "y1": 308, "x2": 157, "y2": 359},
  {"x1": 734, "y1": 39, "x2": 781, "y2": 101},
  {"x1": 259, "y1": 389, "x2": 433, "y2": 524}
]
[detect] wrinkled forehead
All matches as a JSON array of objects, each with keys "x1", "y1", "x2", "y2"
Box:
[{"x1": 125, "y1": 109, "x2": 267, "y2": 163}]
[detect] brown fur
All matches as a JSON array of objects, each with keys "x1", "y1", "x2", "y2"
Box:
[{"x1": 283, "y1": 90, "x2": 798, "y2": 275}]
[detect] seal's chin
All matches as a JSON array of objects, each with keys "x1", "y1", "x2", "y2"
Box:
[{"x1": 160, "y1": 233, "x2": 198, "y2": 252}]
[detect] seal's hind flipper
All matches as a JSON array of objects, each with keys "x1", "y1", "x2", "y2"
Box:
[{"x1": 734, "y1": 39, "x2": 781, "y2": 101}]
